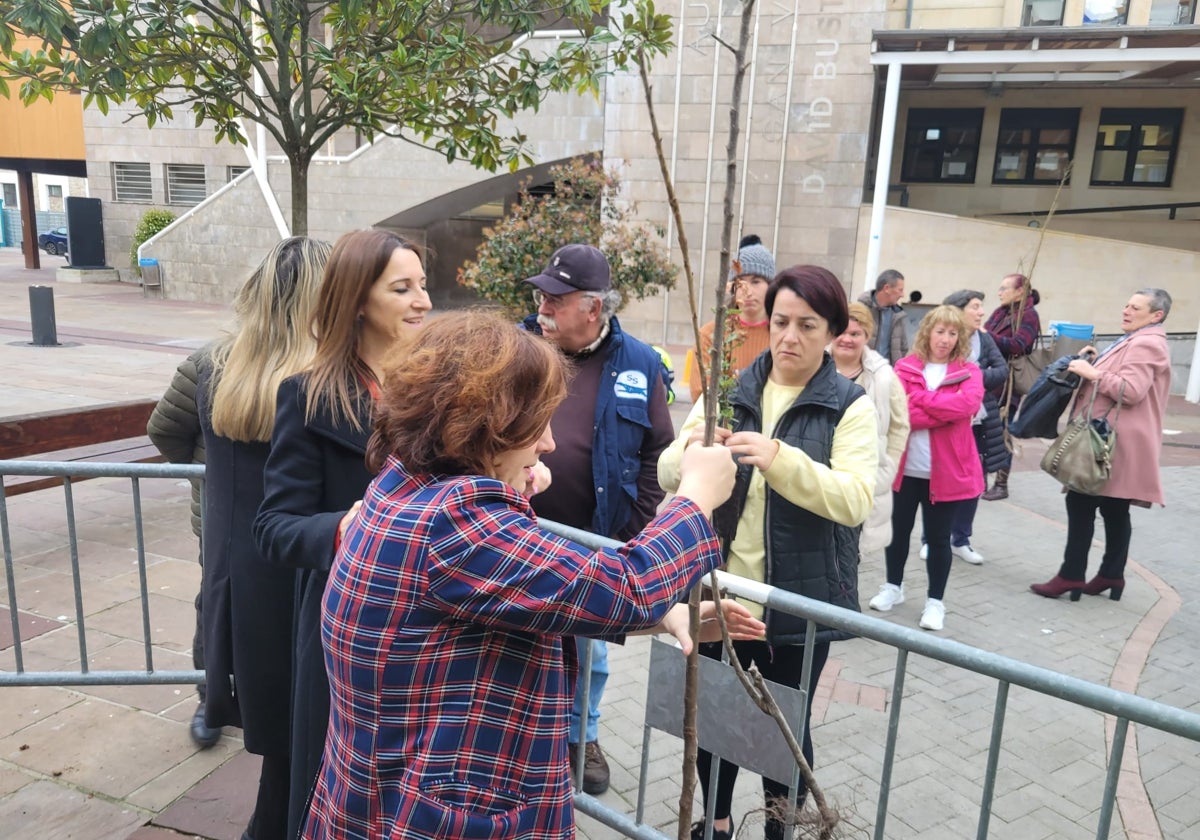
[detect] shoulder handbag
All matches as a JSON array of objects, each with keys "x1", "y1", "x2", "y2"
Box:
[
  {"x1": 1010, "y1": 331, "x2": 1093, "y2": 397},
  {"x1": 1039, "y1": 382, "x2": 1124, "y2": 495}
]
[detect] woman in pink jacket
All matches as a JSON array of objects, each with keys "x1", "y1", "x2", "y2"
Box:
[
  {"x1": 868, "y1": 306, "x2": 985, "y2": 631},
  {"x1": 1030, "y1": 288, "x2": 1172, "y2": 602}
]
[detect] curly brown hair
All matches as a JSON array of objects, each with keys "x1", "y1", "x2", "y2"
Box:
[
  {"x1": 367, "y1": 310, "x2": 570, "y2": 477},
  {"x1": 912, "y1": 305, "x2": 972, "y2": 363}
]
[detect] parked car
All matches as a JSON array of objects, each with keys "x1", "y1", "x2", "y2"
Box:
[{"x1": 38, "y1": 227, "x2": 69, "y2": 256}]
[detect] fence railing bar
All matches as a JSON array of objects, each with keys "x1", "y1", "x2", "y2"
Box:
[
  {"x1": 0, "y1": 668, "x2": 205, "y2": 687},
  {"x1": 62, "y1": 478, "x2": 90, "y2": 673},
  {"x1": 636, "y1": 724, "x2": 651, "y2": 824},
  {"x1": 785, "y1": 619, "x2": 819, "y2": 837},
  {"x1": 130, "y1": 477, "x2": 155, "y2": 671},
  {"x1": 0, "y1": 461, "x2": 205, "y2": 480},
  {"x1": 710, "y1": 571, "x2": 1200, "y2": 742},
  {"x1": 0, "y1": 484, "x2": 24, "y2": 672},
  {"x1": 977, "y1": 679, "x2": 1009, "y2": 840},
  {"x1": 874, "y1": 647, "x2": 908, "y2": 840},
  {"x1": 573, "y1": 640, "x2": 594, "y2": 792},
  {"x1": 573, "y1": 791, "x2": 672, "y2": 840},
  {"x1": 1096, "y1": 717, "x2": 1129, "y2": 839}
]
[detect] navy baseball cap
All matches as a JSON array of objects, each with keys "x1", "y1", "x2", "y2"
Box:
[{"x1": 524, "y1": 244, "x2": 611, "y2": 296}]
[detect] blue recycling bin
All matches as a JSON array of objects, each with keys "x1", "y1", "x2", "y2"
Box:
[{"x1": 1054, "y1": 323, "x2": 1093, "y2": 340}]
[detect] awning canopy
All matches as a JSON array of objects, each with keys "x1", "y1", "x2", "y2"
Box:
[{"x1": 871, "y1": 25, "x2": 1200, "y2": 88}]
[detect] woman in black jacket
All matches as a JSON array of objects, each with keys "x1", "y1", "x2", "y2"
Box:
[
  {"x1": 189, "y1": 236, "x2": 330, "y2": 840},
  {"x1": 658, "y1": 266, "x2": 877, "y2": 840},
  {"x1": 252, "y1": 228, "x2": 431, "y2": 840},
  {"x1": 931, "y1": 289, "x2": 1008, "y2": 564}
]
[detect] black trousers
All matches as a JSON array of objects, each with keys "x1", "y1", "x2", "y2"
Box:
[
  {"x1": 240, "y1": 753, "x2": 290, "y2": 840},
  {"x1": 697, "y1": 639, "x2": 830, "y2": 838},
  {"x1": 885, "y1": 476, "x2": 964, "y2": 601},
  {"x1": 1060, "y1": 491, "x2": 1132, "y2": 580}
]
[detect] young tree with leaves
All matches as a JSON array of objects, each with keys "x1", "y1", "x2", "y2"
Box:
[
  {"x1": 458, "y1": 156, "x2": 676, "y2": 316},
  {"x1": 1, "y1": 0, "x2": 671, "y2": 234}
]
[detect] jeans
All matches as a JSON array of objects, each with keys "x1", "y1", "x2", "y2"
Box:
[
  {"x1": 885, "y1": 476, "x2": 965, "y2": 601},
  {"x1": 569, "y1": 638, "x2": 608, "y2": 744},
  {"x1": 1061, "y1": 491, "x2": 1132, "y2": 580}
]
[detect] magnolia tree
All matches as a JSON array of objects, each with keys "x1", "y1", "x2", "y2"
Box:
[
  {"x1": 457, "y1": 157, "x2": 677, "y2": 316},
  {"x1": 1, "y1": 0, "x2": 672, "y2": 235}
]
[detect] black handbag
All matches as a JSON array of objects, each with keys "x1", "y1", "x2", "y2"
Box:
[
  {"x1": 1039, "y1": 383, "x2": 1123, "y2": 496},
  {"x1": 1008, "y1": 354, "x2": 1083, "y2": 439}
]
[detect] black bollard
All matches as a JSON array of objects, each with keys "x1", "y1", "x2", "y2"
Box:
[{"x1": 29, "y1": 285, "x2": 60, "y2": 346}]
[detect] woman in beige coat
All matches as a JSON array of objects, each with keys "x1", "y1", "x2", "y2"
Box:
[
  {"x1": 831, "y1": 302, "x2": 910, "y2": 555},
  {"x1": 1030, "y1": 288, "x2": 1172, "y2": 602}
]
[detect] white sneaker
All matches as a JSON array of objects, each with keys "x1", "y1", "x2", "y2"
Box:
[
  {"x1": 869, "y1": 583, "x2": 905, "y2": 612},
  {"x1": 952, "y1": 544, "x2": 985, "y2": 565},
  {"x1": 919, "y1": 599, "x2": 946, "y2": 631},
  {"x1": 919, "y1": 543, "x2": 928, "y2": 561}
]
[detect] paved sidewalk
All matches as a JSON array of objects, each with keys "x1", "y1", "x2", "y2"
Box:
[{"x1": 2, "y1": 246, "x2": 1199, "y2": 839}]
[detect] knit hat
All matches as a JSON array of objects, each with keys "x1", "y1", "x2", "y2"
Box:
[{"x1": 730, "y1": 237, "x2": 775, "y2": 281}]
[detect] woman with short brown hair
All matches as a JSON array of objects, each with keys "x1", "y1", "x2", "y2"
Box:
[{"x1": 301, "y1": 311, "x2": 751, "y2": 840}]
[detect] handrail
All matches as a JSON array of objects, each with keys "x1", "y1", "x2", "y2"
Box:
[{"x1": 992, "y1": 200, "x2": 1200, "y2": 219}]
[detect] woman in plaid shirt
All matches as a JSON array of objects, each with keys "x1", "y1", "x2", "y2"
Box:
[{"x1": 302, "y1": 311, "x2": 759, "y2": 840}]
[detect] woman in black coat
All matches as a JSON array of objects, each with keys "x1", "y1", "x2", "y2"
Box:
[
  {"x1": 252, "y1": 229, "x2": 431, "y2": 840},
  {"x1": 193, "y1": 236, "x2": 331, "y2": 840},
  {"x1": 938, "y1": 289, "x2": 1008, "y2": 564}
]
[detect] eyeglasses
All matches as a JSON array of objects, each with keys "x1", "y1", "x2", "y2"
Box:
[{"x1": 532, "y1": 289, "x2": 583, "y2": 310}]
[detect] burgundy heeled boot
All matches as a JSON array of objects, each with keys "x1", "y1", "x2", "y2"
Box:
[
  {"x1": 1082, "y1": 576, "x2": 1125, "y2": 601},
  {"x1": 1030, "y1": 575, "x2": 1084, "y2": 601}
]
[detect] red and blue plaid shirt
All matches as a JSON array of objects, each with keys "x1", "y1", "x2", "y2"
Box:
[{"x1": 302, "y1": 457, "x2": 721, "y2": 840}]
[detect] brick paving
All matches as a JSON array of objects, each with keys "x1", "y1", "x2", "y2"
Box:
[{"x1": 1, "y1": 246, "x2": 1198, "y2": 839}]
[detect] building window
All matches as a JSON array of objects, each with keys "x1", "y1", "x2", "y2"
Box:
[
  {"x1": 1082, "y1": 0, "x2": 1128, "y2": 24},
  {"x1": 1022, "y1": 0, "x2": 1065, "y2": 25},
  {"x1": 992, "y1": 109, "x2": 1079, "y2": 185},
  {"x1": 2, "y1": 182, "x2": 16, "y2": 208},
  {"x1": 113, "y1": 162, "x2": 153, "y2": 203},
  {"x1": 900, "y1": 108, "x2": 984, "y2": 184},
  {"x1": 165, "y1": 164, "x2": 207, "y2": 205},
  {"x1": 227, "y1": 165, "x2": 250, "y2": 182},
  {"x1": 1090, "y1": 108, "x2": 1183, "y2": 187},
  {"x1": 1148, "y1": 0, "x2": 1197, "y2": 23}
]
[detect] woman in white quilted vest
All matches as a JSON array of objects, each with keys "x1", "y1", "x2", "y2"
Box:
[{"x1": 831, "y1": 301, "x2": 911, "y2": 556}]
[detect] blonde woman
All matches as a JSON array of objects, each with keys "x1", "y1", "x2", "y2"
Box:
[
  {"x1": 195, "y1": 236, "x2": 330, "y2": 840},
  {"x1": 868, "y1": 306, "x2": 984, "y2": 632},
  {"x1": 831, "y1": 302, "x2": 910, "y2": 556}
]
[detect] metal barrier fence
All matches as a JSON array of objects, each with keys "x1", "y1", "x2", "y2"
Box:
[
  {"x1": 3, "y1": 462, "x2": 1199, "y2": 839},
  {"x1": 539, "y1": 520, "x2": 1200, "y2": 840},
  {"x1": 0, "y1": 459, "x2": 206, "y2": 688}
]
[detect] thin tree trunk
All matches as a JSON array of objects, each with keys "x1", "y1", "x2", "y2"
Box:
[{"x1": 289, "y1": 154, "x2": 309, "y2": 236}]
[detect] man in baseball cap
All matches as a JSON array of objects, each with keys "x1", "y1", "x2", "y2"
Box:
[{"x1": 520, "y1": 243, "x2": 674, "y2": 795}]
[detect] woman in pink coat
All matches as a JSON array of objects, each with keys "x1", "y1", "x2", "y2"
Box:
[
  {"x1": 1031, "y1": 288, "x2": 1172, "y2": 602},
  {"x1": 868, "y1": 306, "x2": 984, "y2": 631}
]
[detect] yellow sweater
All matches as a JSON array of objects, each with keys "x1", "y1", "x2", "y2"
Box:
[{"x1": 658, "y1": 382, "x2": 877, "y2": 619}]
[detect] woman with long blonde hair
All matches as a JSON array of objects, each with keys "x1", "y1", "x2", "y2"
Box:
[
  {"x1": 867, "y1": 306, "x2": 984, "y2": 632},
  {"x1": 253, "y1": 228, "x2": 431, "y2": 840},
  {"x1": 192, "y1": 235, "x2": 330, "y2": 840}
]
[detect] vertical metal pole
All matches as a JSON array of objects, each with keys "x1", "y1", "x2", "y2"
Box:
[
  {"x1": 864, "y1": 61, "x2": 902, "y2": 295},
  {"x1": 874, "y1": 647, "x2": 908, "y2": 840},
  {"x1": 770, "y1": 0, "x2": 803, "y2": 255},
  {"x1": 574, "y1": 638, "x2": 594, "y2": 790},
  {"x1": 63, "y1": 479, "x2": 90, "y2": 672},
  {"x1": 131, "y1": 477, "x2": 155, "y2": 671},
  {"x1": 636, "y1": 724, "x2": 652, "y2": 823},
  {"x1": 0, "y1": 484, "x2": 24, "y2": 672},
  {"x1": 976, "y1": 680, "x2": 1010, "y2": 839},
  {"x1": 1096, "y1": 718, "x2": 1129, "y2": 839}
]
